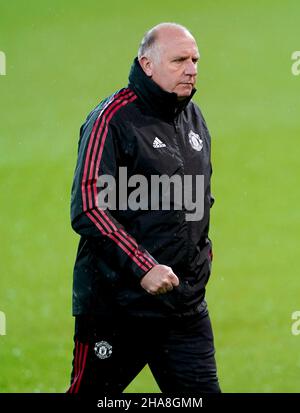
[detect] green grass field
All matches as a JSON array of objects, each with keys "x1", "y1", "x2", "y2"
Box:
[{"x1": 1, "y1": 0, "x2": 300, "y2": 392}]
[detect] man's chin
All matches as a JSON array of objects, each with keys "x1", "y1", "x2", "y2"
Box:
[
  {"x1": 176, "y1": 91, "x2": 193, "y2": 100},
  {"x1": 175, "y1": 85, "x2": 194, "y2": 99}
]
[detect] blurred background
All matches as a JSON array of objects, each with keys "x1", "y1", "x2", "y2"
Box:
[{"x1": 0, "y1": 0, "x2": 300, "y2": 392}]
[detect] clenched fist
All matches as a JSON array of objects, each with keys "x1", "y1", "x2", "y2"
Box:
[{"x1": 140, "y1": 265, "x2": 179, "y2": 295}]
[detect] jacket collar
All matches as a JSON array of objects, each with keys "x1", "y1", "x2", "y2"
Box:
[{"x1": 128, "y1": 57, "x2": 196, "y2": 120}]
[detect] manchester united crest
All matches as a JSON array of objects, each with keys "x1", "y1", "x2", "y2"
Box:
[
  {"x1": 188, "y1": 130, "x2": 203, "y2": 152},
  {"x1": 94, "y1": 341, "x2": 113, "y2": 359}
]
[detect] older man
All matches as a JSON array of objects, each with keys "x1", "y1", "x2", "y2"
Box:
[{"x1": 67, "y1": 23, "x2": 220, "y2": 393}]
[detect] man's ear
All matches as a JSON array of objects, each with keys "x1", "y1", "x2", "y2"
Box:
[{"x1": 139, "y1": 56, "x2": 153, "y2": 77}]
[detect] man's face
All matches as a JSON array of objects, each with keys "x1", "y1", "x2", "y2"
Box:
[{"x1": 140, "y1": 29, "x2": 200, "y2": 98}]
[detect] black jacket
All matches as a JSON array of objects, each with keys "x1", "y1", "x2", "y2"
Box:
[{"x1": 71, "y1": 58, "x2": 214, "y2": 318}]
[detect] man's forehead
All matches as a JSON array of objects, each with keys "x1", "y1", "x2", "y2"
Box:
[
  {"x1": 162, "y1": 39, "x2": 199, "y2": 58},
  {"x1": 157, "y1": 31, "x2": 198, "y2": 53}
]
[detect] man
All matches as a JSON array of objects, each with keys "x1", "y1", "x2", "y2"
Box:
[{"x1": 67, "y1": 22, "x2": 220, "y2": 393}]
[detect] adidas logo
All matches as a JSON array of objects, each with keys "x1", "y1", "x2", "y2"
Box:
[{"x1": 153, "y1": 137, "x2": 166, "y2": 148}]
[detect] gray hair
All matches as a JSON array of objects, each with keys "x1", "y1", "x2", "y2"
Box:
[{"x1": 137, "y1": 22, "x2": 193, "y2": 61}]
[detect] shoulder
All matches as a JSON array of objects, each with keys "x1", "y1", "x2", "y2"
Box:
[
  {"x1": 84, "y1": 89, "x2": 137, "y2": 126},
  {"x1": 188, "y1": 100, "x2": 211, "y2": 133},
  {"x1": 80, "y1": 88, "x2": 137, "y2": 137},
  {"x1": 188, "y1": 100, "x2": 205, "y2": 120}
]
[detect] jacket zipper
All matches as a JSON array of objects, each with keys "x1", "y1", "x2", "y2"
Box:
[{"x1": 173, "y1": 117, "x2": 190, "y2": 270}]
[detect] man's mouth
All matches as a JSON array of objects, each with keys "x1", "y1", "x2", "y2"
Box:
[{"x1": 179, "y1": 82, "x2": 194, "y2": 86}]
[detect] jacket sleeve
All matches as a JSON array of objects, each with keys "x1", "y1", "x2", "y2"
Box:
[
  {"x1": 70, "y1": 97, "x2": 158, "y2": 280},
  {"x1": 210, "y1": 162, "x2": 215, "y2": 208}
]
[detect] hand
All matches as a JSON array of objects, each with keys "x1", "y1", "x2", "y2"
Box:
[{"x1": 140, "y1": 265, "x2": 179, "y2": 295}]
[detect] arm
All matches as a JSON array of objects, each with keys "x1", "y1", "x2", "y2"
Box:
[{"x1": 71, "y1": 91, "x2": 158, "y2": 280}]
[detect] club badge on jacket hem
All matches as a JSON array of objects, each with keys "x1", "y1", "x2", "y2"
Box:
[{"x1": 94, "y1": 341, "x2": 113, "y2": 359}]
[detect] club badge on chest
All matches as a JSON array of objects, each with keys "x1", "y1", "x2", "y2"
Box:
[{"x1": 188, "y1": 130, "x2": 203, "y2": 152}]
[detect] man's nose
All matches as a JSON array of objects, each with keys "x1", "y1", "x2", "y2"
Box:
[{"x1": 185, "y1": 60, "x2": 197, "y2": 76}]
